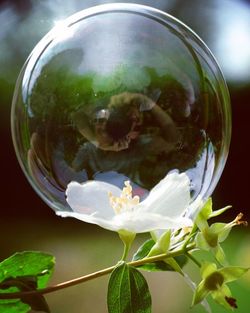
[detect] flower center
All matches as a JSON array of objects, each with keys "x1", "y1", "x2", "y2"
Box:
[
  {"x1": 204, "y1": 272, "x2": 224, "y2": 291},
  {"x1": 108, "y1": 181, "x2": 140, "y2": 214}
]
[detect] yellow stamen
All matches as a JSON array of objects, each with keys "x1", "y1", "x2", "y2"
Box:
[
  {"x1": 226, "y1": 212, "x2": 248, "y2": 231},
  {"x1": 108, "y1": 181, "x2": 140, "y2": 214},
  {"x1": 233, "y1": 213, "x2": 248, "y2": 226}
]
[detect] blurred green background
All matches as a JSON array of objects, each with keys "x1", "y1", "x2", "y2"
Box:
[{"x1": 0, "y1": 0, "x2": 250, "y2": 312}]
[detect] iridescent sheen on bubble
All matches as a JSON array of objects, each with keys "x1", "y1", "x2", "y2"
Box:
[{"x1": 11, "y1": 3, "x2": 231, "y2": 212}]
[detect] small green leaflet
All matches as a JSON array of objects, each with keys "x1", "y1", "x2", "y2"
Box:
[
  {"x1": 133, "y1": 239, "x2": 187, "y2": 272},
  {"x1": 108, "y1": 262, "x2": 151, "y2": 313},
  {"x1": 133, "y1": 240, "x2": 155, "y2": 261},
  {"x1": 0, "y1": 251, "x2": 55, "y2": 313}
]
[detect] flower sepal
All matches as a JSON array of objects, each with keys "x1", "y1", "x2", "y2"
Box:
[
  {"x1": 195, "y1": 199, "x2": 247, "y2": 264},
  {"x1": 195, "y1": 198, "x2": 231, "y2": 231},
  {"x1": 118, "y1": 230, "x2": 136, "y2": 261}
]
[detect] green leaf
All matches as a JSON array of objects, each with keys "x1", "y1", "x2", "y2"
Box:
[
  {"x1": 132, "y1": 240, "x2": 155, "y2": 262},
  {"x1": 0, "y1": 278, "x2": 50, "y2": 313},
  {"x1": 0, "y1": 251, "x2": 55, "y2": 313},
  {"x1": 133, "y1": 239, "x2": 168, "y2": 271},
  {"x1": 0, "y1": 287, "x2": 30, "y2": 313},
  {"x1": 133, "y1": 239, "x2": 187, "y2": 272},
  {"x1": 138, "y1": 256, "x2": 187, "y2": 273},
  {"x1": 0, "y1": 251, "x2": 55, "y2": 288},
  {"x1": 107, "y1": 262, "x2": 151, "y2": 313},
  {"x1": 22, "y1": 291, "x2": 50, "y2": 313},
  {"x1": 136, "y1": 261, "x2": 173, "y2": 272}
]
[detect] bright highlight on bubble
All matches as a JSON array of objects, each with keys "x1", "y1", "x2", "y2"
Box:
[{"x1": 11, "y1": 3, "x2": 231, "y2": 214}]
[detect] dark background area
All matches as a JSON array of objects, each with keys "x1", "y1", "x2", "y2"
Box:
[
  {"x1": 0, "y1": 1, "x2": 250, "y2": 313},
  {"x1": 1, "y1": 0, "x2": 249, "y2": 219}
]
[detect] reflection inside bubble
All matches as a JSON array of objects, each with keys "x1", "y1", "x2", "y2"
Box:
[
  {"x1": 12, "y1": 4, "x2": 230, "y2": 212},
  {"x1": 27, "y1": 64, "x2": 217, "y2": 207}
]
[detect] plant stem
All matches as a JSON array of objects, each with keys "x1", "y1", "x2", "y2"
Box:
[
  {"x1": 186, "y1": 252, "x2": 201, "y2": 267},
  {"x1": 121, "y1": 242, "x2": 130, "y2": 261},
  {"x1": 182, "y1": 225, "x2": 197, "y2": 250},
  {"x1": 118, "y1": 230, "x2": 136, "y2": 261},
  {"x1": 0, "y1": 243, "x2": 195, "y2": 300}
]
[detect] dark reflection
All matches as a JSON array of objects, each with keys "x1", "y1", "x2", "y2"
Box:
[
  {"x1": 24, "y1": 48, "x2": 221, "y2": 208},
  {"x1": 70, "y1": 91, "x2": 182, "y2": 191},
  {"x1": 73, "y1": 92, "x2": 180, "y2": 151}
]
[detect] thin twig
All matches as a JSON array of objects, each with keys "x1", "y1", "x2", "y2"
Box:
[{"x1": 0, "y1": 243, "x2": 195, "y2": 299}]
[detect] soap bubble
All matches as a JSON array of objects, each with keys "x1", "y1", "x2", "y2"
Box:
[{"x1": 11, "y1": 3, "x2": 231, "y2": 212}]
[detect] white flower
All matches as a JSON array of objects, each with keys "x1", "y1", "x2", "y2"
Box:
[{"x1": 57, "y1": 172, "x2": 197, "y2": 234}]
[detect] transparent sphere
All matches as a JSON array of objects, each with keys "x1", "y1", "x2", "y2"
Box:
[{"x1": 11, "y1": 3, "x2": 231, "y2": 212}]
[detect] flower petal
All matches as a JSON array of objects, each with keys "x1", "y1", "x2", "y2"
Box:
[
  {"x1": 211, "y1": 285, "x2": 232, "y2": 310},
  {"x1": 65, "y1": 180, "x2": 121, "y2": 218},
  {"x1": 111, "y1": 212, "x2": 193, "y2": 233},
  {"x1": 186, "y1": 195, "x2": 204, "y2": 220},
  {"x1": 56, "y1": 210, "x2": 192, "y2": 233},
  {"x1": 56, "y1": 210, "x2": 121, "y2": 231},
  {"x1": 138, "y1": 172, "x2": 190, "y2": 217},
  {"x1": 201, "y1": 262, "x2": 217, "y2": 279},
  {"x1": 219, "y1": 266, "x2": 249, "y2": 283},
  {"x1": 93, "y1": 171, "x2": 149, "y2": 199},
  {"x1": 60, "y1": 172, "x2": 194, "y2": 234}
]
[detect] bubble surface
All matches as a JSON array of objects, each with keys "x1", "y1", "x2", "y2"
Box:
[{"x1": 11, "y1": 3, "x2": 231, "y2": 212}]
